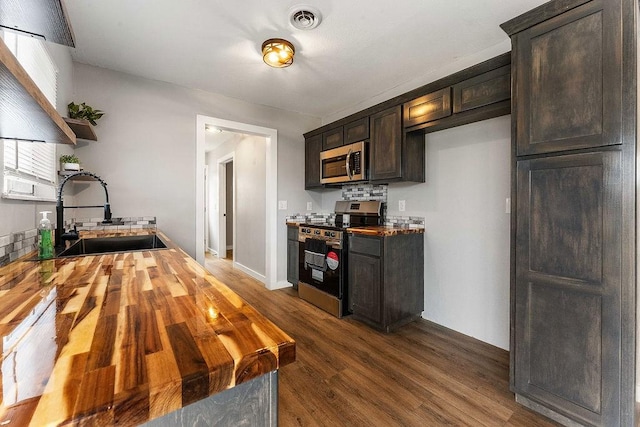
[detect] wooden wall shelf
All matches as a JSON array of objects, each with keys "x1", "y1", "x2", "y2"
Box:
[
  {"x1": 0, "y1": 37, "x2": 76, "y2": 145},
  {"x1": 63, "y1": 118, "x2": 97, "y2": 141},
  {"x1": 58, "y1": 171, "x2": 96, "y2": 182}
]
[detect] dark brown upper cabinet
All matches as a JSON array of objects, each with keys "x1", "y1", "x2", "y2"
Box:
[
  {"x1": 322, "y1": 126, "x2": 344, "y2": 150},
  {"x1": 403, "y1": 88, "x2": 452, "y2": 128},
  {"x1": 344, "y1": 117, "x2": 369, "y2": 144},
  {"x1": 0, "y1": 0, "x2": 75, "y2": 47},
  {"x1": 305, "y1": 134, "x2": 322, "y2": 189},
  {"x1": 508, "y1": 0, "x2": 621, "y2": 156},
  {"x1": 452, "y1": 65, "x2": 510, "y2": 114},
  {"x1": 370, "y1": 106, "x2": 403, "y2": 181},
  {"x1": 370, "y1": 105, "x2": 424, "y2": 183}
]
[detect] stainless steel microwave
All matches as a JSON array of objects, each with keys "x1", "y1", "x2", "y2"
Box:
[{"x1": 319, "y1": 141, "x2": 367, "y2": 184}]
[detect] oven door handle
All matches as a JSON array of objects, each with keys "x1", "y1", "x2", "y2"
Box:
[{"x1": 345, "y1": 149, "x2": 353, "y2": 180}]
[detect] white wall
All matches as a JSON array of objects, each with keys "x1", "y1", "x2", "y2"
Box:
[
  {"x1": 418, "y1": 116, "x2": 511, "y2": 349},
  {"x1": 0, "y1": 40, "x2": 74, "y2": 237},
  {"x1": 72, "y1": 63, "x2": 320, "y2": 282}
]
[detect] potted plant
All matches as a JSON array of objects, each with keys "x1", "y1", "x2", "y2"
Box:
[
  {"x1": 60, "y1": 154, "x2": 80, "y2": 171},
  {"x1": 67, "y1": 102, "x2": 105, "y2": 126}
]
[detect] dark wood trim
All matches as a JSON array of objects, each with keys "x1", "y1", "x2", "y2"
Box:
[
  {"x1": 303, "y1": 52, "x2": 511, "y2": 139},
  {"x1": 500, "y1": 0, "x2": 592, "y2": 36},
  {"x1": 619, "y1": 0, "x2": 637, "y2": 424}
]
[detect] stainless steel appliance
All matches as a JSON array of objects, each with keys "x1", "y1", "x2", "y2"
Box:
[
  {"x1": 319, "y1": 141, "x2": 367, "y2": 184},
  {"x1": 297, "y1": 200, "x2": 383, "y2": 317}
]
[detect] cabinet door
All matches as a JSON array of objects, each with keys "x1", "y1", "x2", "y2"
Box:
[
  {"x1": 514, "y1": 151, "x2": 622, "y2": 426},
  {"x1": 370, "y1": 105, "x2": 402, "y2": 181},
  {"x1": 403, "y1": 88, "x2": 452, "y2": 128},
  {"x1": 322, "y1": 127, "x2": 344, "y2": 150},
  {"x1": 513, "y1": 0, "x2": 621, "y2": 156},
  {"x1": 452, "y1": 65, "x2": 510, "y2": 113},
  {"x1": 287, "y1": 239, "x2": 299, "y2": 286},
  {"x1": 305, "y1": 135, "x2": 322, "y2": 189},
  {"x1": 349, "y1": 252, "x2": 382, "y2": 324},
  {"x1": 344, "y1": 117, "x2": 369, "y2": 144}
]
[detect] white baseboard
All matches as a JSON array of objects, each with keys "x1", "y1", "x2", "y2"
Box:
[
  {"x1": 270, "y1": 280, "x2": 293, "y2": 290},
  {"x1": 206, "y1": 247, "x2": 217, "y2": 256},
  {"x1": 234, "y1": 261, "x2": 266, "y2": 284},
  {"x1": 226, "y1": 245, "x2": 233, "y2": 250}
]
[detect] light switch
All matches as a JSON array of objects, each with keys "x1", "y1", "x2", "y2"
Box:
[
  {"x1": 505, "y1": 197, "x2": 511, "y2": 214},
  {"x1": 278, "y1": 200, "x2": 288, "y2": 210},
  {"x1": 307, "y1": 202, "x2": 313, "y2": 211},
  {"x1": 399, "y1": 200, "x2": 406, "y2": 212}
]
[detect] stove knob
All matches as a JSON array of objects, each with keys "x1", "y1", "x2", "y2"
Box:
[
  {"x1": 314, "y1": 230, "x2": 320, "y2": 235},
  {"x1": 330, "y1": 232, "x2": 336, "y2": 237}
]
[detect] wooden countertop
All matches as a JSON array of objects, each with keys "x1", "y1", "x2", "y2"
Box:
[
  {"x1": 0, "y1": 230, "x2": 295, "y2": 426},
  {"x1": 347, "y1": 226, "x2": 425, "y2": 237}
]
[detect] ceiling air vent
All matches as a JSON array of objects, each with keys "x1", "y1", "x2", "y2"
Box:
[{"x1": 289, "y1": 5, "x2": 322, "y2": 30}]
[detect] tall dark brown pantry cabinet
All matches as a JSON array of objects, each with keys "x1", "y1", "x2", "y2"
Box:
[{"x1": 501, "y1": 0, "x2": 636, "y2": 426}]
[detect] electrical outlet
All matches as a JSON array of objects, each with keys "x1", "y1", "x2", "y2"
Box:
[
  {"x1": 399, "y1": 200, "x2": 406, "y2": 212},
  {"x1": 278, "y1": 200, "x2": 288, "y2": 210},
  {"x1": 307, "y1": 202, "x2": 313, "y2": 211},
  {"x1": 505, "y1": 197, "x2": 511, "y2": 214}
]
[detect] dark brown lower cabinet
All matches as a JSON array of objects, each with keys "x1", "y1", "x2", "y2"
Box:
[
  {"x1": 514, "y1": 151, "x2": 622, "y2": 426},
  {"x1": 287, "y1": 225, "x2": 299, "y2": 288},
  {"x1": 348, "y1": 232, "x2": 423, "y2": 332}
]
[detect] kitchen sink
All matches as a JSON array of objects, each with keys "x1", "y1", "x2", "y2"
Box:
[{"x1": 56, "y1": 235, "x2": 167, "y2": 257}]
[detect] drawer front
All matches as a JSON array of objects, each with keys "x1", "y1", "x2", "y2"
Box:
[
  {"x1": 452, "y1": 65, "x2": 510, "y2": 113},
  {"x1": 287, "y1": 225, "x2": 298, "y2": 240},
  {"x1": 344, "y1": 117, "x2": 369, "y2": 144},
  {"x1": 349, "y1": 235, "x2": 381, "y2": 257},
  {"x1": 403, "y1": 87, "x2": 452, "y2": 128}
]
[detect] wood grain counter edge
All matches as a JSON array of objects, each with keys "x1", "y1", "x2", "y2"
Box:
[
  {"x1": 347, "y1": 226, "x2": 425, "y2": 237},
  {"x1": 0, "y1": 229, "x2": 295, "y2": 426}
]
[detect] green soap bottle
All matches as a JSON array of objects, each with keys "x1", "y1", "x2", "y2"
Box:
[{"x1": 38, "y1": 211, "x2": 54, "y2": 260}]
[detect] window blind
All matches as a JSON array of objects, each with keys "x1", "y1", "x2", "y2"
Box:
[{"x1": 2, "y1": 31, "x2": 59, "y2": 201}]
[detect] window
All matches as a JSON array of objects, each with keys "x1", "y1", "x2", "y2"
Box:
[{"x1": 1, "y1": 31, "x2": 59, "y2": 201}]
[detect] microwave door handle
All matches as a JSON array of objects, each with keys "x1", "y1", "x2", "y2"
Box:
[{"x1": 345, "y1": 149, "x2": 353, "y2": 180}]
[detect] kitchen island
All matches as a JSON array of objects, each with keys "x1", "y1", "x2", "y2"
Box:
[{"x1": 0, "y1": 230, "x2": 295, "y2": 426}]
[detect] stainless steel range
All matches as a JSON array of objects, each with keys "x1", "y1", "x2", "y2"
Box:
[{"x1": 297, "y1": 200, "x2": 383, "y2": 317}]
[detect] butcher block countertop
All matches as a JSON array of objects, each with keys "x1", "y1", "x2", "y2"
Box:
[
  {"x1": 0, "y1": 230, "x2": 295, "y2": 426},
  {"x1": 347, "y1": 226, "x2": 425, "y2": 237}
]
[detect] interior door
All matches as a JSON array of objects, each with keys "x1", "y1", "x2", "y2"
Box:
[{"x1": 514, "y1": 150, "x2": 622, "y2": 426}]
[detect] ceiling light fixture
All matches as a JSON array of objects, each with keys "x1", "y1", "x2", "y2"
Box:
[{"x1": 262, "y1": 38, "x2": 295, "y2": 68}]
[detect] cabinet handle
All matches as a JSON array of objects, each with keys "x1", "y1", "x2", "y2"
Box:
[{"x1": 346, "y1": 149, "x2": 353, "y2": 180}]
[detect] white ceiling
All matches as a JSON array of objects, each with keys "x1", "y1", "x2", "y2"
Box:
[{"x1": 65, "y1": 0, "x2": 548, "y2": 120}]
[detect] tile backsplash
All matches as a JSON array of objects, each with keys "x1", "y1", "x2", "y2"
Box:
[
  {"x1": 342, "y1": 184, "x2": 388, "y2": 202},
  {"x1": 0, "y1": 216, "x2": 157, "y2": 267},
  {"x1": 0, "y1": 228, "x2": 37, "y2": 267}
]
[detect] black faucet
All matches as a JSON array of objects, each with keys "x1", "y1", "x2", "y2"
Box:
[{"x1": 56, "y1": 171, "x2": 112, "y2": 249}]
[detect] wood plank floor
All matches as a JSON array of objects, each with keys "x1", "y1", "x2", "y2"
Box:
[{"x1": 204, "y1": 256, "x2": 559, "y2": 427}]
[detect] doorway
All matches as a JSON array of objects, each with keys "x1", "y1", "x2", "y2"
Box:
[
  {"x1": 216, "y1": 154, "x2": 234, "y2": 261},
  {"x1": 196, "y1": 115, "x2": 278, "y2": 288}
]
